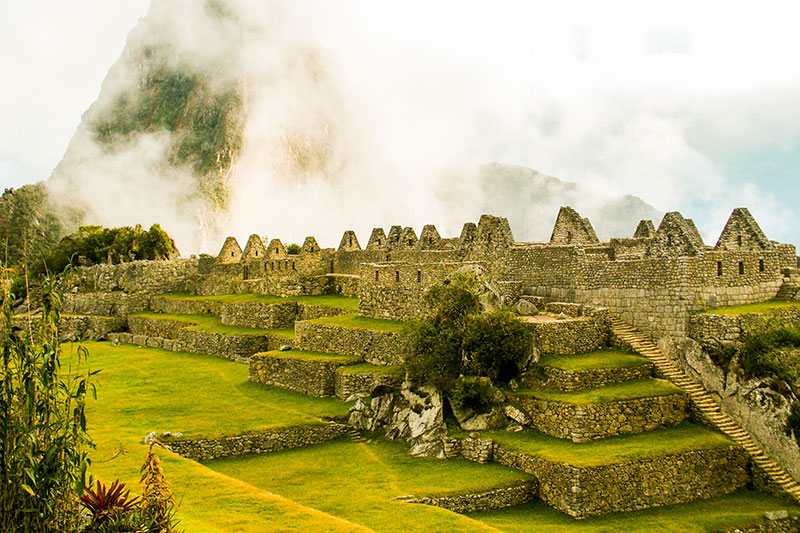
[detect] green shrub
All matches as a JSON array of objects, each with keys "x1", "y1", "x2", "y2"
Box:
[
  {"x1": 0, "y1": 270, "x2": 95, "y2": 532},
  {"x1": 738, "y1": 326, "x2": 800, "y2": 384},
  {"x1": 286, "y1": 244, "x2": 301, "y2": 255},
  {"x1": 404, "y1": 274, "x2": 532, "y2": 390},
  {"x1": 449, "y1": 377, "x2": 494, "y2": 413}
]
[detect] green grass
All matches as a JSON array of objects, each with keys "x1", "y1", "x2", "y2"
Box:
[
  {"x1": 337, "y1": 363, "x2": 403, "y2": 376},
  {"x1": 129, "y1": 311, "x2": 295, "y2": 339},
  {"x1": 698, "y1": 300, "x2": 800, "y2": 317},
  {"x1": 253, "y1": 349, "x2": 359, "y2": 364},
  {"x1": 205, "y1": 435, "x2": 531, "y2": 532},
  {"x1": 307, "y1": 313, "x2": 405, "y2": 333},
  {"x1": 68, "y1": 341, "x2": 360, "y2": 532},
  {"x1": 155, "y1": 292, "x2": 359, "y2": 311},
  {"x1": 482, "y1": 423, "x2": 734, "y2": 467},
  {"x1": 538, "y1": 349, "x2": 651, "y2": 371},
  {"x1": 469, "y1": 489, "x2": 799, "y2": 532},
  {"x1": 515, "y1": 378, "x2": 683, "y2": 405}
]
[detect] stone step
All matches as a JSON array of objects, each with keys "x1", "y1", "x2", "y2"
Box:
[
  {"x1": 512, "y1": 378, "x2": 688, "y2": 442},
  {"x1": 249, "y1": 349, "x2": 359, "y2": 397}
]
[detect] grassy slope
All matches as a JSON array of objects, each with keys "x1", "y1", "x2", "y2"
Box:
[
  {"x1": 337, "y1": 363, "x2": 402, "y2": 375},
  {"x1": 470, "y1": 490, "x2": 799, "y2": 532},
  {"x1": 515, "y1": 378, "x2": 683, "y2": 405},
  {"x1": 307, "y1": 313, "x2": 405, "y2": 332},
  {"x1": 698, "y1": 300, "x2": 800, "y2": 316},
  {"x1": 483, "y1": 423, "x2": 733, "y2": 467},
  {"x1": 253, "y1": 349, "x2": 359, "y2": 364},
  {"x1": 156, "y1": 292, "x2": 359, "y2": 311},
  {"x1": 69, "y1": 341, "x2": 361, "y2": 531},
  {"x1": 129, "y1": 311, "x2": 295, "y2": 339},
  {"x1": 538, "y1": 350, "x2": 650, "y2": 371},
  {"x1": 206, "y1": 437, "x2": 527, "y2": 532}
]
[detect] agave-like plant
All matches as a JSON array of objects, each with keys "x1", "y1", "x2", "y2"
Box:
[{"x1": 80, "y1": 480, "x2": 141, "y2": 523}]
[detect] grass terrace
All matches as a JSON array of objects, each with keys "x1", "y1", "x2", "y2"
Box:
[
  {"x1": 129, "y1": 311, "x2": 295, "y2": 340},
  {"x1": 206, "y1": 436, "x2": 533, "y2": 532},
  {"x1": 538, "y1": 349, "x2": 651, "y2": 371},
  {"x1": 306, "y1": 313, "x2": 405, "y2": 333},
  {"x1": 481, "y1": 423, "x2": 734, "y2": 467},
  {"x1": 254, "y1": 349, "x2": 359, "y2": 364},
  {"x1": 470, "y1": 489, "x2": 800, "y2": 532},
  {"x1": 337, "y1": 363, "x2": 403, "y2": 376},
  {"x1": 514, "y1": 378, "x2": 683, "y2": 405},
  {"x1": 698, "y1": 299, "x2": 800, "y2": 317},
  {"x1": 155, "y1": 292, "x2": 359, "y2": 311}
]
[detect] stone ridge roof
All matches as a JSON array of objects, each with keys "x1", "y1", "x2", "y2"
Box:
[
  {"x1": 633, "y1": 220, "x2": 656, "y2": 239},
  {"x1": 550, "y1": 206, "x2": 599, "y2": 245},
  {"x1": 652, "y1": 212, "x2": 701, "y2": 257},
  {"x1": 217, "y1": 236, "x2": 242, "y2": 263},
  {"x1": 715, "y1": 208, "x2": 773, "y2": 250},
  {"x1": 241, "y1": 234, "x2": 266, "y2": 260},
  {"x1": 338, "y1": 231, "x2": 361, "y2": 251}
]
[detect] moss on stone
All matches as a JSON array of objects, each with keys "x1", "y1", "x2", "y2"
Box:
[
  {"x1": 515, "y1": 378, "x2": 683, "y2": 405},
  {"x1": 307, "y1": 313, "x2": 405, "y2": 332},
  {"x1": 253, "y1": 350, "x2": 358, "y2": 364},
  {"x1": 538, "y1": 349, "x2": 649, "y2": 371},
  {"x1": 698, "y1": 300, "x2": 800, "y2": 317}
]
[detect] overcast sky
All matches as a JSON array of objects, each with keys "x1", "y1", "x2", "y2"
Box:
[{"x1": 1, "y1": 0, "x2": 799, "y2": 246}]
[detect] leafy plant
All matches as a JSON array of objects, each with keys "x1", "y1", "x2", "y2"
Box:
[
  {"x1": 449, "y1": 377, "x2": 494, "y2": 413},
  {"x1": 0, "y1": 269, "x2": 95, "y2": 532},
  {"x1": 286, "y1": 243, "x2": 301, "y2": 255},
  {"x1": 80, "y1": 480, "x2": 141, "y2": 524},
  {"x1": 140, "y1": 441, "x2": 180, "y2": 532}
]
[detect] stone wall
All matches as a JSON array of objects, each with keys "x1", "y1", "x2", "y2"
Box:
[
  {"x1": 127, "y1": 315, "x2": 188, "y2": 339},
  {"x1": 294, "y1": 320, "x2": 406, "y2": 365},
  {"x1": 63, "y1": 292, "x2": 151, "y2": 316},
  {"x1": 514, "y1": 392, "x2": 687, "y2": 442},
  {"x1": 526, "y1": 313, "x2": 610, "y2": 356},
  {"x1": 249, "y1": 352, "x2": 355, "y2": 397},
  {"x1": 521, "y1": 361, "x2": 654, "y2": 392},
  {"x1": 14, "y1": 314, "x2": 126, "y2": 341},
  {"x1": 334, "y1": 367, "x2": 403, "y2": 400},
  {"x1": 689, "y1": 307, "x2": 800, "y2": 347},
  {"x1": 148, "y1": 297, "x2": 223, "y2": 316},
  {"x1": 401, "y1": 481, "x2": 537, "y2": 514},
  {"x1": 221, "y1": 301, "x2": 297, "y2": 329},
  {"x1": 73, "y1": 259, "x2": 200, "y2": 294},
  {"x1": 165, "y1": 423, "x2": 348, "y2": 461},
  {"x1": 491, "y1": 443, "x2": 749, "y2": 518}
]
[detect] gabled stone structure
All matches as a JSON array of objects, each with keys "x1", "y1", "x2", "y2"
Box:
[
  {"x1": 633, "y1": 220, "x2": 656, "y2": 239},
  {"x1": 266, "y1": 239, "x2": 287, "y2": 259},
  {"x1": 550, "y1": 206, "x2": 599, "y2": 245},
  {"x1": 417, "y1": 224, "x2": 442, "y2": 250},
  {"x1": 476, "y1": 215, "x2": 514, "y2": 248},
  {"x1": 302, "y1": 236, "x2": 320, "y2": 254},
  {"x1": 460, "y1": 222, "x2": 478, "y2": 244},
  {"x1": 649, "y1": 212, "x2": 703, "y2": 257},
  {"x1": 338, "y1": 231, "x2": 361, "y2": 251},
  {"x1": 217, "y1": 237, "x2": 242, "y2": 264},
  {"x1": 399, "y1": 227, "x2": 418, "y2": 249},
  {"x1": 242, "y1": 234, "x2": 266, "y2": 261},
  {"x1": 387, "y1": 226, "x2": 403, "y2": 247},
  {"x1": 715, "y1": 207, "x2": 773, "y2": 251},
  {"x1": 366, "y1": 228, "x2": 387, "y2": 250}
]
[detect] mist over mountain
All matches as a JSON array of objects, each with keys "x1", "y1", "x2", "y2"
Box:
[{"x1": 32, "y1": 0, "x2": 665, "y2": 256}]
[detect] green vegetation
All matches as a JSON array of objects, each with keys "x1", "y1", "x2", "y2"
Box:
[
  {"x1": 0, "y1": 275, "x2": 93, "y2": 532},
  {"x1": 309, "y1": 313, "x2": 405, "y2": 332},
  {"x1": 403, "y1": 272, "x2": 533, "y2": 391},
  {"x1": 254, "y1": 349, "x2": 358, "y2": 364},
  {"x1": 516, "y1": 378, "x2": 684, "y2": 405},
  {"x1": 67, "y1": 342, "x2": 360, "y2": 532},
  {"x1": 538, "y1": 349, "x2": 649, "y2": 371},
  {"x1": 130, "y1": 312, "x2": 295, "y2": 339},
  {"x1": 155, "y1": 292, "x2": 359, "y2": 311},
  {"x1": 205, "y1": 436, "x2": 532, "y2": 532},
  {"x1": 470, "y1": 489, "x2": 799, "y2": 532},
  {"x1": 336, "y1": 363, "x2": 402, "y2": 376},
  {"x1": 483, "y1": 423, "x2": 734, "y2": 467},
  {"x1": 286, "y1": 243, "x2": 301, "y2": 254},
  {"x1": 0, "y1": 183, "x2": 62, "y2": 273},
  {"x1": 698, "y1": 300, "x2": 800, "y2": 316}
]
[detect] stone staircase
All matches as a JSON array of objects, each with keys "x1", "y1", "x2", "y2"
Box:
[{"x1": 611, "y1": 317, "x2": 800, "y2": 503}]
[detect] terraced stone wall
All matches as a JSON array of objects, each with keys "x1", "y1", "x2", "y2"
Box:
[
  {"x1": 295, "y1": 321, "x2": 406, "y2": 365},
  {"x1": 221, "y1": 301, "x2": 297, "y2": 329},
  {"x1": 688, "y1": 307, "x2": 800, "y2": 347},
  {"x1": 515, "y1": 393, "x2": 688, "y2": 442},
  {"x1": 149, "y1": 298, "x2": 223, "y2": 316},
  {"x1": 250, "y1": 353, "x2": 351, "y2": 397},
  {"x1": 127, "y1": 315, "x2": 187, "y2": 339},
  {"x1": 334, "y1": 368, "x2": 403, "y2": 400},
  {"x1": 521, "y1": 362, "x2": 654, "y2": 392},
  {"x1": 62, "y1": 292, "x2": 151, "y2": 316},
  {"x1": 166, "y1": 423, "x2": 348, "y2": 461},
  {"x1": 491, "y1": 444, "x2": 749, "y2": 519},
  {"x1": 14, "y1": 315, "x2": 126, "y2": 341},
  {"x1": 178, "y1": 329, "x2": 280, "y2": 362},
  {"x1": 402, "y1": 481, "x2": 537, "y2": 514},
  {"x1": 527, "y1": 312, "x2": 610, "y2": 356}
]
